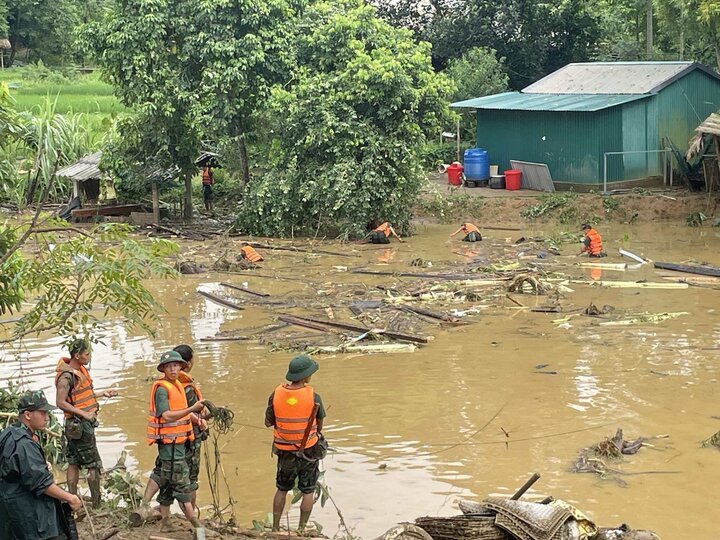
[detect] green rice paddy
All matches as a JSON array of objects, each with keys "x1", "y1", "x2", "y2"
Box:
[{"x1": 0, "y1": 68, "x2": 126, "y2": 115}]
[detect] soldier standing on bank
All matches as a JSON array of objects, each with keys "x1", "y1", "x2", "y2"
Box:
[
  {"x1": 55, "y1": 339, "x2": 117, "y2": 507},
  {"x1": 0, "y1": 390, "x2": 82, "y2": 540},
  {"x1": 265, "y1": 355, "x2": 327, "y2": 532}
]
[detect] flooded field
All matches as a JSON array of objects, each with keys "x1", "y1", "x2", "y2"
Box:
[{"x1": 1, "y1": 222, "x2": 719, "y2": 539}]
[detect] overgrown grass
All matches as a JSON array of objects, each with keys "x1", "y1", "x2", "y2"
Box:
[{"x1": 520, "y1": 192, "x2": 578, "y2": 222}]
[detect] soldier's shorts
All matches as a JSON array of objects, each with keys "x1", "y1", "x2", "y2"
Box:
[
  {"x1": 64, "y1": 419, "x2": 103, "y2": 470},
  {"x1": 150, "y1": 457, "x2": 192, "y2": 506},
  {"x1": 186, "y1": 439, "x2": 203, "y2": 492},
  {"x1": 275, "y1": 450, "x2": 319, "y2": 494}
]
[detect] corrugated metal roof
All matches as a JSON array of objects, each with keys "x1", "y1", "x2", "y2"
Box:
[
  {"x1": 522, "y1": 62, "x2": 718, "y2": 95},
  {"x1": 56, "y1": 151, "x2": 102, "y2": 182},
  {"x1": 451, "y1": 92, "x2": 650, "y2": 112}
]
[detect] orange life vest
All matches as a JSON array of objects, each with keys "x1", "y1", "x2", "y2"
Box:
[
  {"x1": 55, "y1": 358, "x2": 99, "y2": 420},
  {"x1": 584, "y1": 228, "x2": 603, "y2": 255},
  {"x1": 462, "y1": 223, "x2": 480, "y2": 235},
  {"x1": 374, "y1": 222, "x2": 391, "y2": 237},
  {"x1": 241, "y1": 245, "x2": 264, "y2": 262},
  {"x1": 202, "y1": 167, "x2": 213, "y2": 186},
  {"x1": 147, "y1": 379, "x2": 194, "y2": 445},
  {"x1": 178, "y1": 371, "x2": 203, "y2": 402},
  {"x1": 272, "y1": 384, "x2": 318, "y2": 452}
]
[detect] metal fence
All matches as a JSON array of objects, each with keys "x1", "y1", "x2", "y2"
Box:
[{"x1": 602, "y1": 149, "x2": 673, "y2": 194}]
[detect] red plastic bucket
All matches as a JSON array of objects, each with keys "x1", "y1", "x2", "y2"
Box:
[
  {"x1": 504, "y1": 169, "x2": 522, "y2": 191},
  {"x1": 447, "y1": 163, "x2": 464, "y2": 186}
]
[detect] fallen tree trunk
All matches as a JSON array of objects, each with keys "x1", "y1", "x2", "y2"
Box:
[
  {"x1": 352, "y1": 269, "x2": 493, "y2": 281},
  {"x1": 246, "y1": 242, "x2": 360, "y2": 258},
  {"x1": 654, "y1": 261, "x2": 720, "y2": 278},
  {"x1": 219, "y1": 281, "x2": 270, "y2": 297},
  {"x1": 197, "y1": 290, "x2": 244, "y2": 310}
]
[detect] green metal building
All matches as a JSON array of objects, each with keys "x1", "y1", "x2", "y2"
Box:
[{"x1": 451, "y1": 62, "x2": 720, "y2": 189}]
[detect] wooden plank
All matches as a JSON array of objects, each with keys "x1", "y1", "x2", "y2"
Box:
[
  {"x1": 654, "y1": 261, "x2": 720, "y2": 278},
  {"x1": 71, "y1": 204, "x2": 144, "y2": 218}
]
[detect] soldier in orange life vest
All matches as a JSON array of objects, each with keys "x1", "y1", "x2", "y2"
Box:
[
  {"x1": 140, "y1": 346, "x2": 209, "y2": 517},
  {"x1": 239, "y1": 243, "x2": 264, "y2": 263},
  {"x1": 55, "y1": 339, "x2": 117, "y2": 508},
  {"x1": 579, "y1": 223, "x2": 606, "y2": 257},
  {"x1": 450, "y1": 222, "x2": 482, "y2": 242},
  {"x1": 265, "y1": 355, "x2": 326, "y2": 532},
  {"x1": 364, "y1": 221, "x2": 403, "y2": 244},
  {"x1": 143, "y1": 350, "x2": 206, "y2": 530},
  {"x1": 201, "y1": 165, "x2": 214, "y2": 213}
]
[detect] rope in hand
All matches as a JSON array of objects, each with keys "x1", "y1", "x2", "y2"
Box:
[{"x1": 202, "y1": 400, "x2": 235, "y2": 435}]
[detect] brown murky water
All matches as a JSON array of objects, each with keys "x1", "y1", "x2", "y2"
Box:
[{"x1": 2, "y1": 223, "x2": 719, "y2": 539}]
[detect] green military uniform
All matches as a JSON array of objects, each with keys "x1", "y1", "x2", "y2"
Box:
[
  {"x1": 0, "y1": 424, "x2": 65, "y2": 540},
  {"x1": 183, "y1": 380, "x2": 203, "y2": 492},
  {"x1": 149, "y1": 384, "x2": 192, "y2": 506},
  {"x1": 56, "y1": 371, "x2": 102, "y2": 470}
]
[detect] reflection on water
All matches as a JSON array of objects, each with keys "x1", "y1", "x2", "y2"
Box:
[{"x1": 1, "y1": 223, "x2": 719, "y2": 539}]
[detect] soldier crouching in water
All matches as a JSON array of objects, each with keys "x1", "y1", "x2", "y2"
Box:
[{"x1": 0, "y1": 390, "x2": 82, "y2": 540}]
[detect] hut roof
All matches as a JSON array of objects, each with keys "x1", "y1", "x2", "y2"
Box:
[
  {"x1": 522, "y1": 62, "x2": 720, "y2": 95},
  {"x1": 56, "y1": 151, "x2": 102, "y2": 182},
  {"x1": 0, "y1": 39, "x2": 11, "y2": 49},
  {"x1": 686, "y1": 113, "x2": 720, "y2": 160}
]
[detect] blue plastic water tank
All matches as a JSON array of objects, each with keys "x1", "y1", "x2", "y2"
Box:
[{"x1": 463, "y1": 148, "x2": 490, "y2": 181}]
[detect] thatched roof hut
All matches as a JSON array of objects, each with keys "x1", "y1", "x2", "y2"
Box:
[
  {"x1": 687, "y1": 113, "x2": 720, "y2": 161},
  {"x1": 0, "y1": 39, "x2": 11, "y2": 50}
]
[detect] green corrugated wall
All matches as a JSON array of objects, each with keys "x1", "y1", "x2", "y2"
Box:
[
  {"x1": 473, "y1": 68, "x2": 720, "y2": 186},
  {"x1": 474, "y1": 109, "x2": 602, "y2": 184},
  {"x1": 655, "y1": 70, "x2": 720, "y2": 151}
]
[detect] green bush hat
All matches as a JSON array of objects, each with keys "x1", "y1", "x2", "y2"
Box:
[
  {"x1": 18, "y1": 390, "x2": 55, "y2": 413},
  {"x1": 157, "y1": 350, "x2": 188, "y2": 372},
  {"x1": 286, "y1": 354, "x2": 319, "y2": 382}
]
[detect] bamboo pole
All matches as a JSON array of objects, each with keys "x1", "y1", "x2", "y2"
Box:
[{"x1": 197, "y1": 290, "x2": 244, "y2": 310}]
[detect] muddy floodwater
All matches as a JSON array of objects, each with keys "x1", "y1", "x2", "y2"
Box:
[{"x1": 2, "y1": 222, "x2": 719, "y2": 539}]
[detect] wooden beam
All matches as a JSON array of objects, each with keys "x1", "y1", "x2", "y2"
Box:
[
  {"x1": 280, "y1": 313, "x2": 429, "y2": 344},
  {"x1": 653, "y1": 261, "x2": 720, "y2": 278}
]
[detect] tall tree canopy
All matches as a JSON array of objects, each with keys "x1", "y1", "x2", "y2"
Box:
[{"x1": 236, "y1": 0, "x2": 453, "y2": 238}]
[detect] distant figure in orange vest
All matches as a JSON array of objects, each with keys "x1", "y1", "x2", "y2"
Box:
[
  {"x1": 579, "y1": 223, "x2": 606, "y2": 257},
  {"x1": 450, "y1": 222, "x2": 482, "y2": 242},
  {"x1": 239, "y1": 243, "x2": 264, "y2": 263},
  {"x1": 201, "y1": 165, "x2": 214, "y2": 213},
  {"x1": 55, "y1": 339, "x2": 117, "y2": 508},
  {"x1": 265, "y1": 355, "x2": 326, "y2": 532},
  {"x1": 365, "y1": 221, "x2": 403, "y2": 244},
  {"x1": 142, "y1": 350, "x2": 206, "y2": 529}
]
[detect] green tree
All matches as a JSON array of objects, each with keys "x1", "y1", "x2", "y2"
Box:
[
  {"x1": 79, "y1": 0, "x2": 201, "y2": 219},
  {"x1": 5, "y1": 0, "x2": 82, "y2": 65},
  {"x1": 236, "y1": 0, "x2": 453, "y2": 238},
  {"x1": 0, "y1": 1, "x2": 8, "y2": 39},
  {"x1": 445, "y1": 47, "x2": 509, "y2": 102}
]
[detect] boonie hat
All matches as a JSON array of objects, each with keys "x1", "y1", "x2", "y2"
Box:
[
  {"x1": 285, "y1": 354, "x2": 319, "y2": 382},
  {"x1": 157, "y1": 350, "x2": 188, "y2": 372},
  {"x1": 18, "y1": 390, "x2": 55, "y2": 413}
]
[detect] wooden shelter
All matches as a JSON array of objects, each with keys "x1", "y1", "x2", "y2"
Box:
[
  {"x1": 686, "y1": 113, "x2": 720, "y2": 195},
  {"x1": 56, "y1": 151, "x2": 104, "y2": 203}
]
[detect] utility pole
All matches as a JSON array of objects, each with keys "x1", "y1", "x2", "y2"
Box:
[{"x1": 646, "y1": 0, "x2": 653, "y2": 60}]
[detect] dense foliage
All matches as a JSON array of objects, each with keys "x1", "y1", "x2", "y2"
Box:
[{"x1": 235, "y1": 0, "x2": 453, "y2": 238}]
